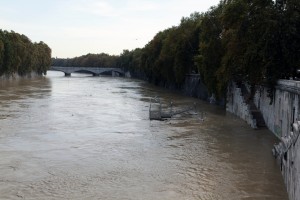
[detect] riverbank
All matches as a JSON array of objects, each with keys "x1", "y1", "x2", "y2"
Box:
[
  {"x1": 0, "y1": 72, "x2": 44, "y2": 82},
  {"x1": 227, "y1": 80, "x2": 300, "y2": 200},
  {"x1": 129, "y1": 71, "x2": 224, "y2": 106},
  {"x1": 131, "y1": 72, "x2": 294, "y2": 199}
]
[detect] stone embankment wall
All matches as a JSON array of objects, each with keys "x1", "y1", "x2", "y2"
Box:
[
  {"x1": 227, "y1": 80, "x2": 300, "y2": 200},
  {"x1": 253, "y1": 80, "x2": 300, "y2": 138},
  {"x1": 226, "y1": 82, "x2": 257, "y2": 128},
  {"x1": 182, "y1": 74, "x2": 225, "y2": 106},
  {"x1": 0, "y1": 72, "x2": 42, "y2": 82},
  {"x1": 129, "y1": 73, "x2": 223, "y2": 105},
  {"x1": 182, "y1": 74, "x2": 209, "y2": 100}
]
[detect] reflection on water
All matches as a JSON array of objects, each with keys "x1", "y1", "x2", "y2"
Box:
[{"x1": 0, "y1": 71, "x2": 288, "y2": 199}]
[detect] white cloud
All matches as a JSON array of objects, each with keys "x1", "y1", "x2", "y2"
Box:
[{"x1": 69, "y1": 0, "x2": 119, "y2": 17}]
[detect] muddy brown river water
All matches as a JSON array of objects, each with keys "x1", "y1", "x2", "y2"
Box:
[{"x1": 0, "y1": 71, "x2": 288, "y2": 199}]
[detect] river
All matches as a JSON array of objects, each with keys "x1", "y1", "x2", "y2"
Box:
[{"x1": 0, "y1": 71, "x2": 288, "y2": 199}]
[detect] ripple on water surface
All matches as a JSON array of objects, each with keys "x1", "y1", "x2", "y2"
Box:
[{"x1": 0, "y1": 72, "x2": 288, "y2": 199}]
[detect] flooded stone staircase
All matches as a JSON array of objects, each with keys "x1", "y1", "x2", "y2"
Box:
[{"x1": 239, "y1": 84, "x2": 266, "y2": 128}]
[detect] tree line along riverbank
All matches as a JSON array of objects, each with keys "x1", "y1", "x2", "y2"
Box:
[
  {"x1": 2, "y1": 0, "x2": 299, "y2": 105},
  {"x1": 0, "y1": 30, "x2": 51, "y2": 78},
  {"x1": 3, "y1": 1, "x2": 300, "y2": 199},
  {"x1": 52, "y1": 0, "x2": 300, "y2": 103}
]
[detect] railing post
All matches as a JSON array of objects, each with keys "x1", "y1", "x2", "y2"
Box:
[
  {"x1": 149, "y1": 98, "x2": 152, "y2": 119},
  {"x1": 170, "y1": 101, "x2": 173, "y2": 117},
  {"x1": 159, "y1": 99, "x2": 161, "y2": 117}
]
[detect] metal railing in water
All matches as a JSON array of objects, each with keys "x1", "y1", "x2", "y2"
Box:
[
  {"x1": 149, "y1": 96, "x2": 162, "y2": 120},
  {"x1": 149, "y1": 97, "x2": 201, "y2": 120}
]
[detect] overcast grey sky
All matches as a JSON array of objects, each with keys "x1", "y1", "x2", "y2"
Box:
[{"x1": 0, "y1": 0, "x2": 220, "y2": 58}]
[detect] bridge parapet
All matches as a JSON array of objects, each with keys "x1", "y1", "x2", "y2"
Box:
[{"x1": 49, "y1": 66, "x2": 125, "y2": 76}]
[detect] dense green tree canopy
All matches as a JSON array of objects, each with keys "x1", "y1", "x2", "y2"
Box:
[
  {"x1": 218, "y1": 0, "x2": 300, "y2": 99},
  {"x1": 0, "y1": 30, "x2": 51, "y2": 76},
  {"x1": 128, "y1": 12, "x2": 203, "y2": 87},
  {"x1": 52, "y1": 53, "x2": 119, "y2": 69},
  {"x1": 196, "y1": 5, "x2": 224, "y2": 97},
  {"x1": 52, "y1": 0, "x2": 300, "y2": 101}
]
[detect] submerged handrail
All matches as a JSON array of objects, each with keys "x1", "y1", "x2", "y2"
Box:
[{"x1": 149, "y1": 97, "x2": 199, "y2": 120}]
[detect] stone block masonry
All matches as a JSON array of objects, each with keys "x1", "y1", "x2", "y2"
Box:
[
  {"x1": 226, "y1": 82, "x2": 257, "y2": 128},
  {"x1": 227, "y1": 80, "x2": 300, "y2": 200}
]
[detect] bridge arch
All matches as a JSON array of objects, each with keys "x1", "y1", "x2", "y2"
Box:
[
  {"x1": 49, "y1": 66, "x2": 125, "y2": 77},
  {"x1": 72, "y1": 69, "x2": 99, "y2": 76}
]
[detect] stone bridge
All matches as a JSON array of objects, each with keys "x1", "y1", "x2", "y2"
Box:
[{"x1": 49, "y1": 66, "x2": 125, "y2": 77}]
